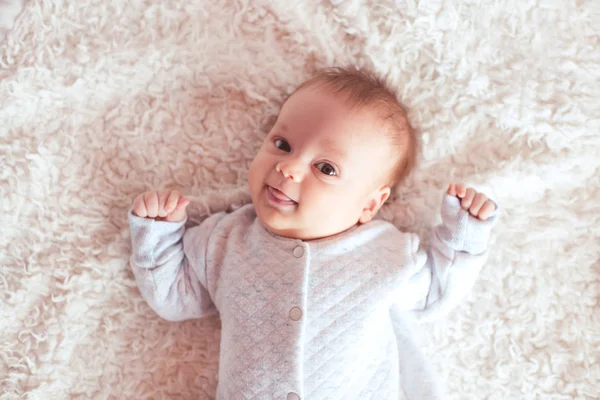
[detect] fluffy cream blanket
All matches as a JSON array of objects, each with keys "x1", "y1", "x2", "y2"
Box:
[{"x1": 1, "y1": 0, "x2": 598, "y2": 399}]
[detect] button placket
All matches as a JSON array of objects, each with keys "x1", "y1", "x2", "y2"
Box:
[
  {"x1": 286, "y1": 244, "x2": 304, "y2": 400},
  {"x1": 290, "y1": 245, "x2": 305, "y2": 322},
  {"x1": 289, "y1": 307, "x2": 302, "y2": 321},
  {"x1": 293, "y1": 246, "x2": 304, "y2": 258}
]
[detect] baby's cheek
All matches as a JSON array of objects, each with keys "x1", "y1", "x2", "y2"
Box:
[
  {"x1": 249, "y1": 154, "x2": 267, "y2": 177},
  {"x1": 247, "y1": 162, "x2": 264, "y2": 196},
  {"x1": 313, "y1": 190, "x2": 344, "y2": 215}
]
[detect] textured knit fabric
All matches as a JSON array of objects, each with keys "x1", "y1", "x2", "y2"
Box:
[{"x1": 128, "y1": 195, "x2": 498, "y2": 400}]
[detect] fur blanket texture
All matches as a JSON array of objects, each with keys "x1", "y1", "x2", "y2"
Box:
[{"x1": 1, "y1": 0, "x2": 598, "y2": 399}]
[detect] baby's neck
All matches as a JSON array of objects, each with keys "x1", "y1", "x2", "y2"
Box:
[{"x1": 261, "y1": 220, "x2": 361, "y2": 242}]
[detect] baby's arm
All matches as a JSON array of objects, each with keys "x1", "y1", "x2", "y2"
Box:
[
  {"x1": 129, "y1": 190, "x2": 222, "y2": 322},
  {"x1": 398, "y1": 184, "x2": 499, "y2": 320}
]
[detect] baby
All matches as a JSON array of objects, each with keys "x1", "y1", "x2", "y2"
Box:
[{"x1": 129, "y1": 67, "x2": 498, "y2": 400}]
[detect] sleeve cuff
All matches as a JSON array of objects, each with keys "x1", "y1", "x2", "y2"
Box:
[
  {"x1": 128, "y1": 209, "x2": 188, "y2": 268},
  {"x1": 437, "y1": 194, "x2": 499, "y2": 254},
  {"x1": 128, "y1": 208, "x2": 188, "y2": 229}
]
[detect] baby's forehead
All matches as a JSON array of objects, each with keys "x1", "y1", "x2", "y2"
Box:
[
  {"x1": 323, "y1": 120, "x2": 396, "y2": 160},
  {"x1": 288, "y1": 72, "x2": 416, "y2": 185},
  {"x1": 281, "y1": 84, "x2": 403, "y2": 148}
]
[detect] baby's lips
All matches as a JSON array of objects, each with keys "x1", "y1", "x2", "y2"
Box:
[{"x1": 269, "y1": 186, "x2": 297, "y2": 203}]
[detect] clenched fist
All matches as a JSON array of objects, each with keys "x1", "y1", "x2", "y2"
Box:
[
  {"x1": 132, "y1": 190, "x2": 190, "y2": 222},
  {"x1": 447, "y1": 183, "x2": 496, "y2": 221}
]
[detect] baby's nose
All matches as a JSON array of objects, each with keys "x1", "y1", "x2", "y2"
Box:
[{"x1": 276, "y1": 160, "x2": 305, "y2": 182}]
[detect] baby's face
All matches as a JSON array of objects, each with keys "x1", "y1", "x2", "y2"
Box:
[{"x1": 248, "y1": 86, "x2": 396, "y2": 240}]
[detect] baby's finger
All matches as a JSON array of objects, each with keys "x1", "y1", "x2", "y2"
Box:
[
  {"x1": 157, "y1": 191, "x2": 170, "y2": 217},
  {"x1": 469, "y1": 193, "x2": 488, "y2": 216},
  {"x1": 133, "y1": 194, "x2": 148, "y2": 217},
  {"x1": 143, "y1": 191, "x2": 159, "y2": 218},
  {"x1": 166, "y1": 197, "x2": 190, "y2": 222},
  {"x1": 478, "y1": 201, "x2": 496, "y2": 221},
  {"x1": 461, "y1": 188, "x2": 476, "y2": 209},
  {"x1": 165, "y1": 190, "x2": 182, "y2": 213},
  {"x1": 456, "y1": 183, "x2": 467, "y2": 198},
  {"x1": 447, "y1": 183, "x2": 457, "y2": 196}
]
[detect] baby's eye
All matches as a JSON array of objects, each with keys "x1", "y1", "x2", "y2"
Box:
[
  {"x1": 315, "y1": 162, "x2": 337, "y2": 176},
  {"x1": 274, "y1": 138, "x2": 291, "y2": 153}
]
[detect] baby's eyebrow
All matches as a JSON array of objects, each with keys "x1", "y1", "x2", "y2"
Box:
[
  {"x1": 320, "y1": 138, "x2": 348, "y2": 161},
  {"x1": 276, "y1": 123, "x2": 288, "y2": 133}
]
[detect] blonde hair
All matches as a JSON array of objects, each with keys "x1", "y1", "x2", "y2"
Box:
[{"x1": 293, "y1": 67, "x2": 418, "y2": 187}]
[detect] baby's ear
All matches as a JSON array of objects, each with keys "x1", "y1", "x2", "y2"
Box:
[{"x1": 359, "y1": 186, "x2": 391, "y2": 223}]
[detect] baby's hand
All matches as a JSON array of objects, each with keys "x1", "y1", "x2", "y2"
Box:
[
  {"x1": 447, "y1": 183, "x2": 496, "y2": 221},
  {"x1": 132, "y1": 190, "x2": 190, "y2": 222}
]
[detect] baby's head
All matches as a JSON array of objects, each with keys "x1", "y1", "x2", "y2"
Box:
[{"x1": 249, "y1": 67, "x2": 417, "y2": 240}]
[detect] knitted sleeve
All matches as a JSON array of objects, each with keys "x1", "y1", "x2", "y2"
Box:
[
  {"x1": 397, "y1": 194, "x2": 499, "y2": 320},
  {"x1": 128, "y1": 210, "x2": 225, "y2": 321}
]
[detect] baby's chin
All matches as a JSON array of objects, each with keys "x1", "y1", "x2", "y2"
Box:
[
  {"x1": 255, "y1": 205, "x2": 357, "y2": 241},
  {"x1": 255, "y1": 202, "x2": 301, "y2": 238},
  {"x1": 254, "y1": 198, "x2": 328, "y2": 240},
  {"x1": 251, "y1": 186, "x2": 361, "y2": 240}
]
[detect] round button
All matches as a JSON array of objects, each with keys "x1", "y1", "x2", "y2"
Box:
[
  {"x1": 293, "y1": 246, "x2": 304, "y2": 258},
  {"x1": 289, "y1": 307, "x2": 303, "y2": 321},
  {"x1": 287, "y1": 393, "x2": 300, "y2": 400}
]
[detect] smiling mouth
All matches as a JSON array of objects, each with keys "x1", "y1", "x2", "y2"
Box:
[{"x1": 266, "y1": 185, "x2": 297, "y2": 207}]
